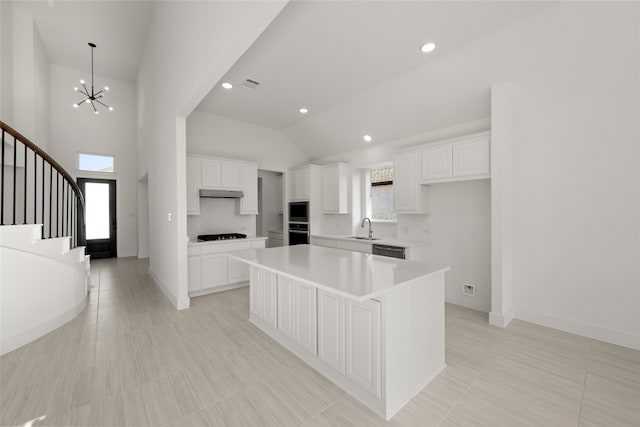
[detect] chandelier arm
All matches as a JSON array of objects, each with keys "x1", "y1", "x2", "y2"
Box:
[
  {"x1": 78, "y1": 88, "x2": 90, "y2": 97},
  {"x1": 95, "y1": 99, "x2": 110, "y2": 109},
  {"x1": 94, "y1": 89, "x2": 104, "y2": 97},
  {"x1": 81, "y1": 82, "x2": 90, "y2": 96},
  {"x1": 90, "y1": 101, "x2": 97, "y2": 113}
]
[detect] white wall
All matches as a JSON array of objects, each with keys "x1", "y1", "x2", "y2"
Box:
[
  {"x1": 137, "y1": 176, "x2": 149, "y2": 259},
  {"x1": 138, "y1": 1, "x2": 288, "y2": 309},
  {"x1": 425, "y1": 180, "x2": 491, "y2": 312},
  {"x1": 48, "y1": 64, "x2": 138, "y2": 257},
  {"x1": 0, "y1": 1, "x2": 12, "y2": 123},
  {"x1": 187, "y1": 111, "x2": 307, "y2": 172},
  {"x1": 1, "y1": 4, "x2": 50, "y2": 148},
  {"x1": 499, "y1": 2, "x2": 640, "y2": 348}
]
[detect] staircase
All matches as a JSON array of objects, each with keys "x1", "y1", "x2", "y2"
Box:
[{"x1": 1, "y1": 121, "x2": 90, "y2": 356}]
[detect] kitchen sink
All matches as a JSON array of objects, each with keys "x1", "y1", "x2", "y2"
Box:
[{"x1": 348, "y1": 236, "x2": 381, "y2": 241}]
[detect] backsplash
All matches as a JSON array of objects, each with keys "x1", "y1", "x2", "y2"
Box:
[
  {"x1": 397, "y1": 214, "x2": 431, "y2": 242},
  {"x1": 187, "y1": 198, "x2": 256, "y2": 238}
]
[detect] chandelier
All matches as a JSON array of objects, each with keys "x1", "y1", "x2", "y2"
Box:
[{"x1": 73, "y1": 43, "x2": 113, "y2": 114}]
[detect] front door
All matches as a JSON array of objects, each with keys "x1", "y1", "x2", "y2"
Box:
[{"x1": 77, "y1": 178, "x2": 117, "y2": 259}]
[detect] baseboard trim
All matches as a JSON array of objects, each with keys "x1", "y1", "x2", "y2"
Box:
[
  {"x1": 148, "y1": 267, "x2": 190, "y2": 311},
  {"x1": 489, "y1": 307, "x2": 514, "y2": 328},
  {"x1": 515, "y1": 308, "x2": 640, "y2": 351},
  {"x1": 0, "y1": 296, "x2": 87, "y2": 356}
]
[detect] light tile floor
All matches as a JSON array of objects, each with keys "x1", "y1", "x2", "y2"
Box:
[{"x1": 1, "y1": 257, "x2": 639, "y2": 426}]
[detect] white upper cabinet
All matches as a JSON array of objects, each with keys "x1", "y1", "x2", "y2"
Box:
[
  {"x1": 236, "y1": 164, "x2": 258, "y2": 215},
  {"x1": 322, "y1": 163, "x2": 350, "y2": 214},
  {"x1": 186, "y1": 156, "x2": 200, "y2": 215},
  {"x1": 452, "y1": 137, "x2": 490, "y2": 178},
  {"x1": 419, "y1": 132, "x2": 490, "y2": 184},
  {"x1": 201, "y1": 158, "x2": 241, "y2": 190},
  {"x1": 421, "y1": 145, "x2": 452, "y2": 181},
  {"x1": 289, "y1": 166, "x2": 310, "y2": 201},
  {"x1": 394, "y1": 152, "x2": 428, "y2": 213}
]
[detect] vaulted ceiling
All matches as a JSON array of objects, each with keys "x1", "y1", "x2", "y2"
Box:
[{"x1": 13, "y1": 1, "x2": 553, "y2": 160}]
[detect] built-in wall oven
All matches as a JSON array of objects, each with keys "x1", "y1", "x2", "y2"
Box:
[
  {"x1": 288, "y1": 202, "x2": 309, "y2": 223},
  {"x1": 288, "y1": 222, "x2": 310, "y2": 245}
]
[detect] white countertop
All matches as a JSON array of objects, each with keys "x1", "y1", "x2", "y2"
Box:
[
  {"x1": 311, "y1": 234, "x2": 429, "y2": 249},
  {"x1": 228, "y1": 244, "x2": 449, "y2": 302},
  {"x1": 188, "y1": 236, "x2": 267, "y2": 246}
]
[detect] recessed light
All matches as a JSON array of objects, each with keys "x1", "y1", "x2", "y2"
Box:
[
  {"x1": 221, "y1": 82, "x2": 233, "y2": 89},
  {"x1": 299, "y1": 107, "x2": 308, "y2": 114},
  {"x1": 420, "y1": 42, "x2": 436, "y2": 53},
  {"x1": 363, "y1": 135, "x2": 372, "y2": 142}
]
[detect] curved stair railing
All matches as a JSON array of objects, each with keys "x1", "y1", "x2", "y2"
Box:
[{"x1": 1, "y1": 121, "x2": 85, "y2": 248}]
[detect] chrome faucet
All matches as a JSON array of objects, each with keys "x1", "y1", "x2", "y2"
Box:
[{"x1": 361, "y1": 217, "x2": 373, "y2": 239}]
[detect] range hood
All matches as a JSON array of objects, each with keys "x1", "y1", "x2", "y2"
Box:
[{"x1": 199, "y1": 189, "x2": 244, "y2": 199}]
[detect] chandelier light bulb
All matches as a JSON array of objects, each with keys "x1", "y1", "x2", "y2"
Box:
[
  {"x1": 104, "y1": 86, "x2": 109, "y2": 91},
  {"x1": 363, "y1": 134, "x2": 373, "y2": 142},
  {"x1": 109, "y1": 107, "x2": 114, "y2": 111},
  {"x1": 420, "y1": 42, "x2": 436, "y2": 53},
  {"x1": 94, "y1": 110, "x2": 99, "y2": 115},
  {"x1": 80, "y1": 79, "x2": 85, "y2": 84},
  {"x1": 74, "y1": 87, "x2": 78, "y2": 91},
  {"x1": 299, "y1": 107, "x2": 308, "y2": 114},
  {"x1": 73, "y1": 103, "x2": 79, "y2": 108},
  {"x1": 86, "y1": 99, "x2": 91, "y2": 104}
]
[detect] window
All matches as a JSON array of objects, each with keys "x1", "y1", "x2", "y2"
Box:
[
  {"x1": 370, "y1": 166, "x2": 396, "y2": 221},
  {"x1": 78, "y1": 153, "x2": 114, "y2": 172}
]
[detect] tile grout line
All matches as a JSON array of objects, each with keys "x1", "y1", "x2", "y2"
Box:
[
  {"x1": 575, "y1": 338, "x2": 593, "y2": 427},
  {"x1": 437, "y1": 318, "x2": 516, "y2": 426}
]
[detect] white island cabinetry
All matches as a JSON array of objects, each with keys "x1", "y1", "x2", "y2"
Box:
[{"x1": 230, "y1": 245, "x2": 448, "y2": 420}]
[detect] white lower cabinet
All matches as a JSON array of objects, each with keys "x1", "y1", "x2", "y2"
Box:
[
  {"x1": 187, "y1": 255, "x2": 201, "y2": 292},
  {"x1": 317, "y1": 290, "x2": 345, "y2": 374},
  {"x1": 277, "y1": 275, "x2": 317, "y2": 355},
  {"x1": 228, "y1": 257, "x2": 249, "y2": 284},
  {"x1": 346, "y1": 299, "x2": 381, "y2": 399},
  {"x1": 201, "y1": 254, "x2": 227, "y2": 289},
  {"x1": 277, "y1": 275, "x2": 296, "y2": 340},
  {"x1": 188, "y1": 239, "x2": 266, "y2": 296},
  {"x1": 294, "y1": 281, "x2": 317, "y2": 355},
  {"x1": 250, "y1": 266, "x2": 277, "y2": 329}
]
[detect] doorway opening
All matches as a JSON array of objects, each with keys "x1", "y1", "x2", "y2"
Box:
[
  {"x1": 256, "y1": 170, "x2": 284, "y2": 247},
  {"x1": 77, "y1": 178, "x2": 117, "y2": 259}
]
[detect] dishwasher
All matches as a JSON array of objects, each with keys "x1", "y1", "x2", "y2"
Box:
[{"x1": 372, "y1": 244, "x2": 406, "y2": 259}]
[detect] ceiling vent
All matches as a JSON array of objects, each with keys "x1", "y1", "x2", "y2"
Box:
[{"x1": 241, "y1": 78, "x2": 260, "y2": 90}]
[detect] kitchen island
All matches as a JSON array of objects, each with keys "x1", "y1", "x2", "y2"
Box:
[{"x1": 228, "y1": 244, "x2": 449, "y2": 420}]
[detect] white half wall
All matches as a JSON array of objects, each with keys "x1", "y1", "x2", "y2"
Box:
[
  {"x1": 48, "y1": 64, "x2": 138, "y2": 258},
  {"x1": 138, "y1": 1, "x2": 289, "y2": 310}
]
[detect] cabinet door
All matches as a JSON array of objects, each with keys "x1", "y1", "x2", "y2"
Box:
[
  {"x1": 322, "y1": 164, "x2": 338, "y2": 212},
  {"x1": 220, "y1": 162, "x2": 241, "y2": 189},
  {"x1": 298, "y1": 167, "x2": 310, "y2": 201},
  {"x1": 452, "y1": 138, "x2": 490, "y2": 178},
  {"x1": 277, "y1": 275, "x2": 296, "y2": 340},
  {"x1": 250, "y1": 266, "x2": 261, "y2": 317},
  {"x1": 318, "y1": 290, "x2": 345, "y2": 374},
  {"x1": 237, "y1": 165, "x2": 258, "y2": 214},
  {"x1": 393, "y1": 152, "x2": 420, "y2": 212},
  {"x1": 295, "y1": 281, "x2": 317, "y2": 355},
  {"x1": 201, "y1": 254, "x2": 228, "y2": 289},
  {"x1": 227, "y1": 256, "x2": 249, "y2": 284},
  {"x1": 346, "y1": 299, "x2": 381, "y2": 399},
  {"x1": 186, "y1": 157, "x2": 200, "y2": 215},
  {"x1": 201, "y1": 159, "x2": 221, "y2": 188},
  {"x1": 188, "y1": 255, "x2": 201, "y2": 292},
  {"x1": 421, "y1": 145, "x2": 453, "y2": 182},
  {"x1": 262, "y1": 269, "x2": 278, "y2": 329}
]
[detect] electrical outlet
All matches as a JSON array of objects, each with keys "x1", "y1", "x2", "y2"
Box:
[{"x1": 463, "y1": 283, "x2": 475, "y2": 296}]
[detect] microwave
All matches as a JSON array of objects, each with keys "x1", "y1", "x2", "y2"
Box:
[{"x1": 289, "y1": 202, "x2": 309, "y2": 223}]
